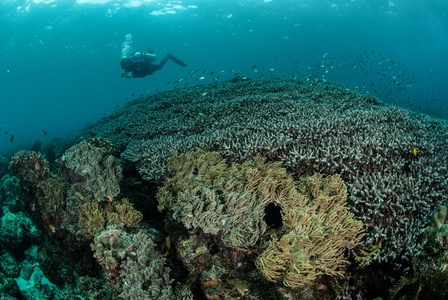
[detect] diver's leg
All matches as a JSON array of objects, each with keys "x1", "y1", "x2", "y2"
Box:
[
  {"x1": 158, "y1": 55, "x2": 171, "y2": 68},
  {"x1": 167, "y1": 54, "x2": 187, "y2": 67},
  {"x1": 151, "y1": 54, "x2": 187, "y2": 74},
  {"x1": 148, "y1": 55, "x2": 170, "y2": 74}
]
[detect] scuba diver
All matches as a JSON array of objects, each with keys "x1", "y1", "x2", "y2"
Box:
[{"x1": 120, "y1": 50, "x2": 187, "y2": 78}]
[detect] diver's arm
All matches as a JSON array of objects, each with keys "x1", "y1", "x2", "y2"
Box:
[{"x1": 121, "y1": 72, "x2": 134, "y2": 78}]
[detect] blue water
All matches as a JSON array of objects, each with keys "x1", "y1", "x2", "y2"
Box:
[{"x1": 1, "y1": 0, "x2": 447, "y2": 154}]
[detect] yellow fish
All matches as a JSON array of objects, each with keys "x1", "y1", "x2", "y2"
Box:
[
  {"x1": 413, "y1": 148, "x2": 417, "y2": 156},
  {"x1": 48, "y1": 225, "x2": 56, "y2": 233}
]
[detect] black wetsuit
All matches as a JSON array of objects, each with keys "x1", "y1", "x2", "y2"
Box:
[{"x1": 120, "y1": 53, "x2": 187, "y2": 78}]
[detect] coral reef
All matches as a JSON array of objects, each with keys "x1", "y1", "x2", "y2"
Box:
[
  {"x1": 4, "y1": 77, "x2": 448, "y2": 299},
  {"x1": 159, "y1": 150, "x2": 363, "y2": 291},
  {"x1": 31, "y1": 138, "x2": 124, "y2": 236},
  {"x1": 0, "y1": 210, "x2": 42, "y2": 252},
  {"x1": 76, "y1": 77, "x2": 448, "y2": 265},
  {"x1": 0, "y1": 174, "x2": 90, "y2": 300}
]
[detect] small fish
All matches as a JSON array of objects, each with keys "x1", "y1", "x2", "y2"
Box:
[
  {"x1": 413, "y1": 148, "x2": 417, "y2": 156},
  {"x1": 269, "y1": 68, "x2": 275, "y2": 71},
  {"x1": 230, "y1": 69, "x2": 234, "y2": 72},
  {"x1": 35, "y1": 162, "x2": 40, "y2": 170},
  {"x1": 9, "y1": 135, "x2": 14, "y2": 142},
  {"x1": 30, "y1": 203, "x2": 36, "y2": 211},
  {"x1": 202, "y1": 92, "x2": 208, "y2": 96},
  {"x1": 198, "y1": 76, "x2": 205, "y2": 80},
  {"x1": 48, "y1": 225, "x2": 56, "y2": 233},
  {"x1": 40, "y1": 130, "x2": 47, "y2": 136},
  {"x1": 251, "y1": 65, "x2": 257, "y2": 69}
]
